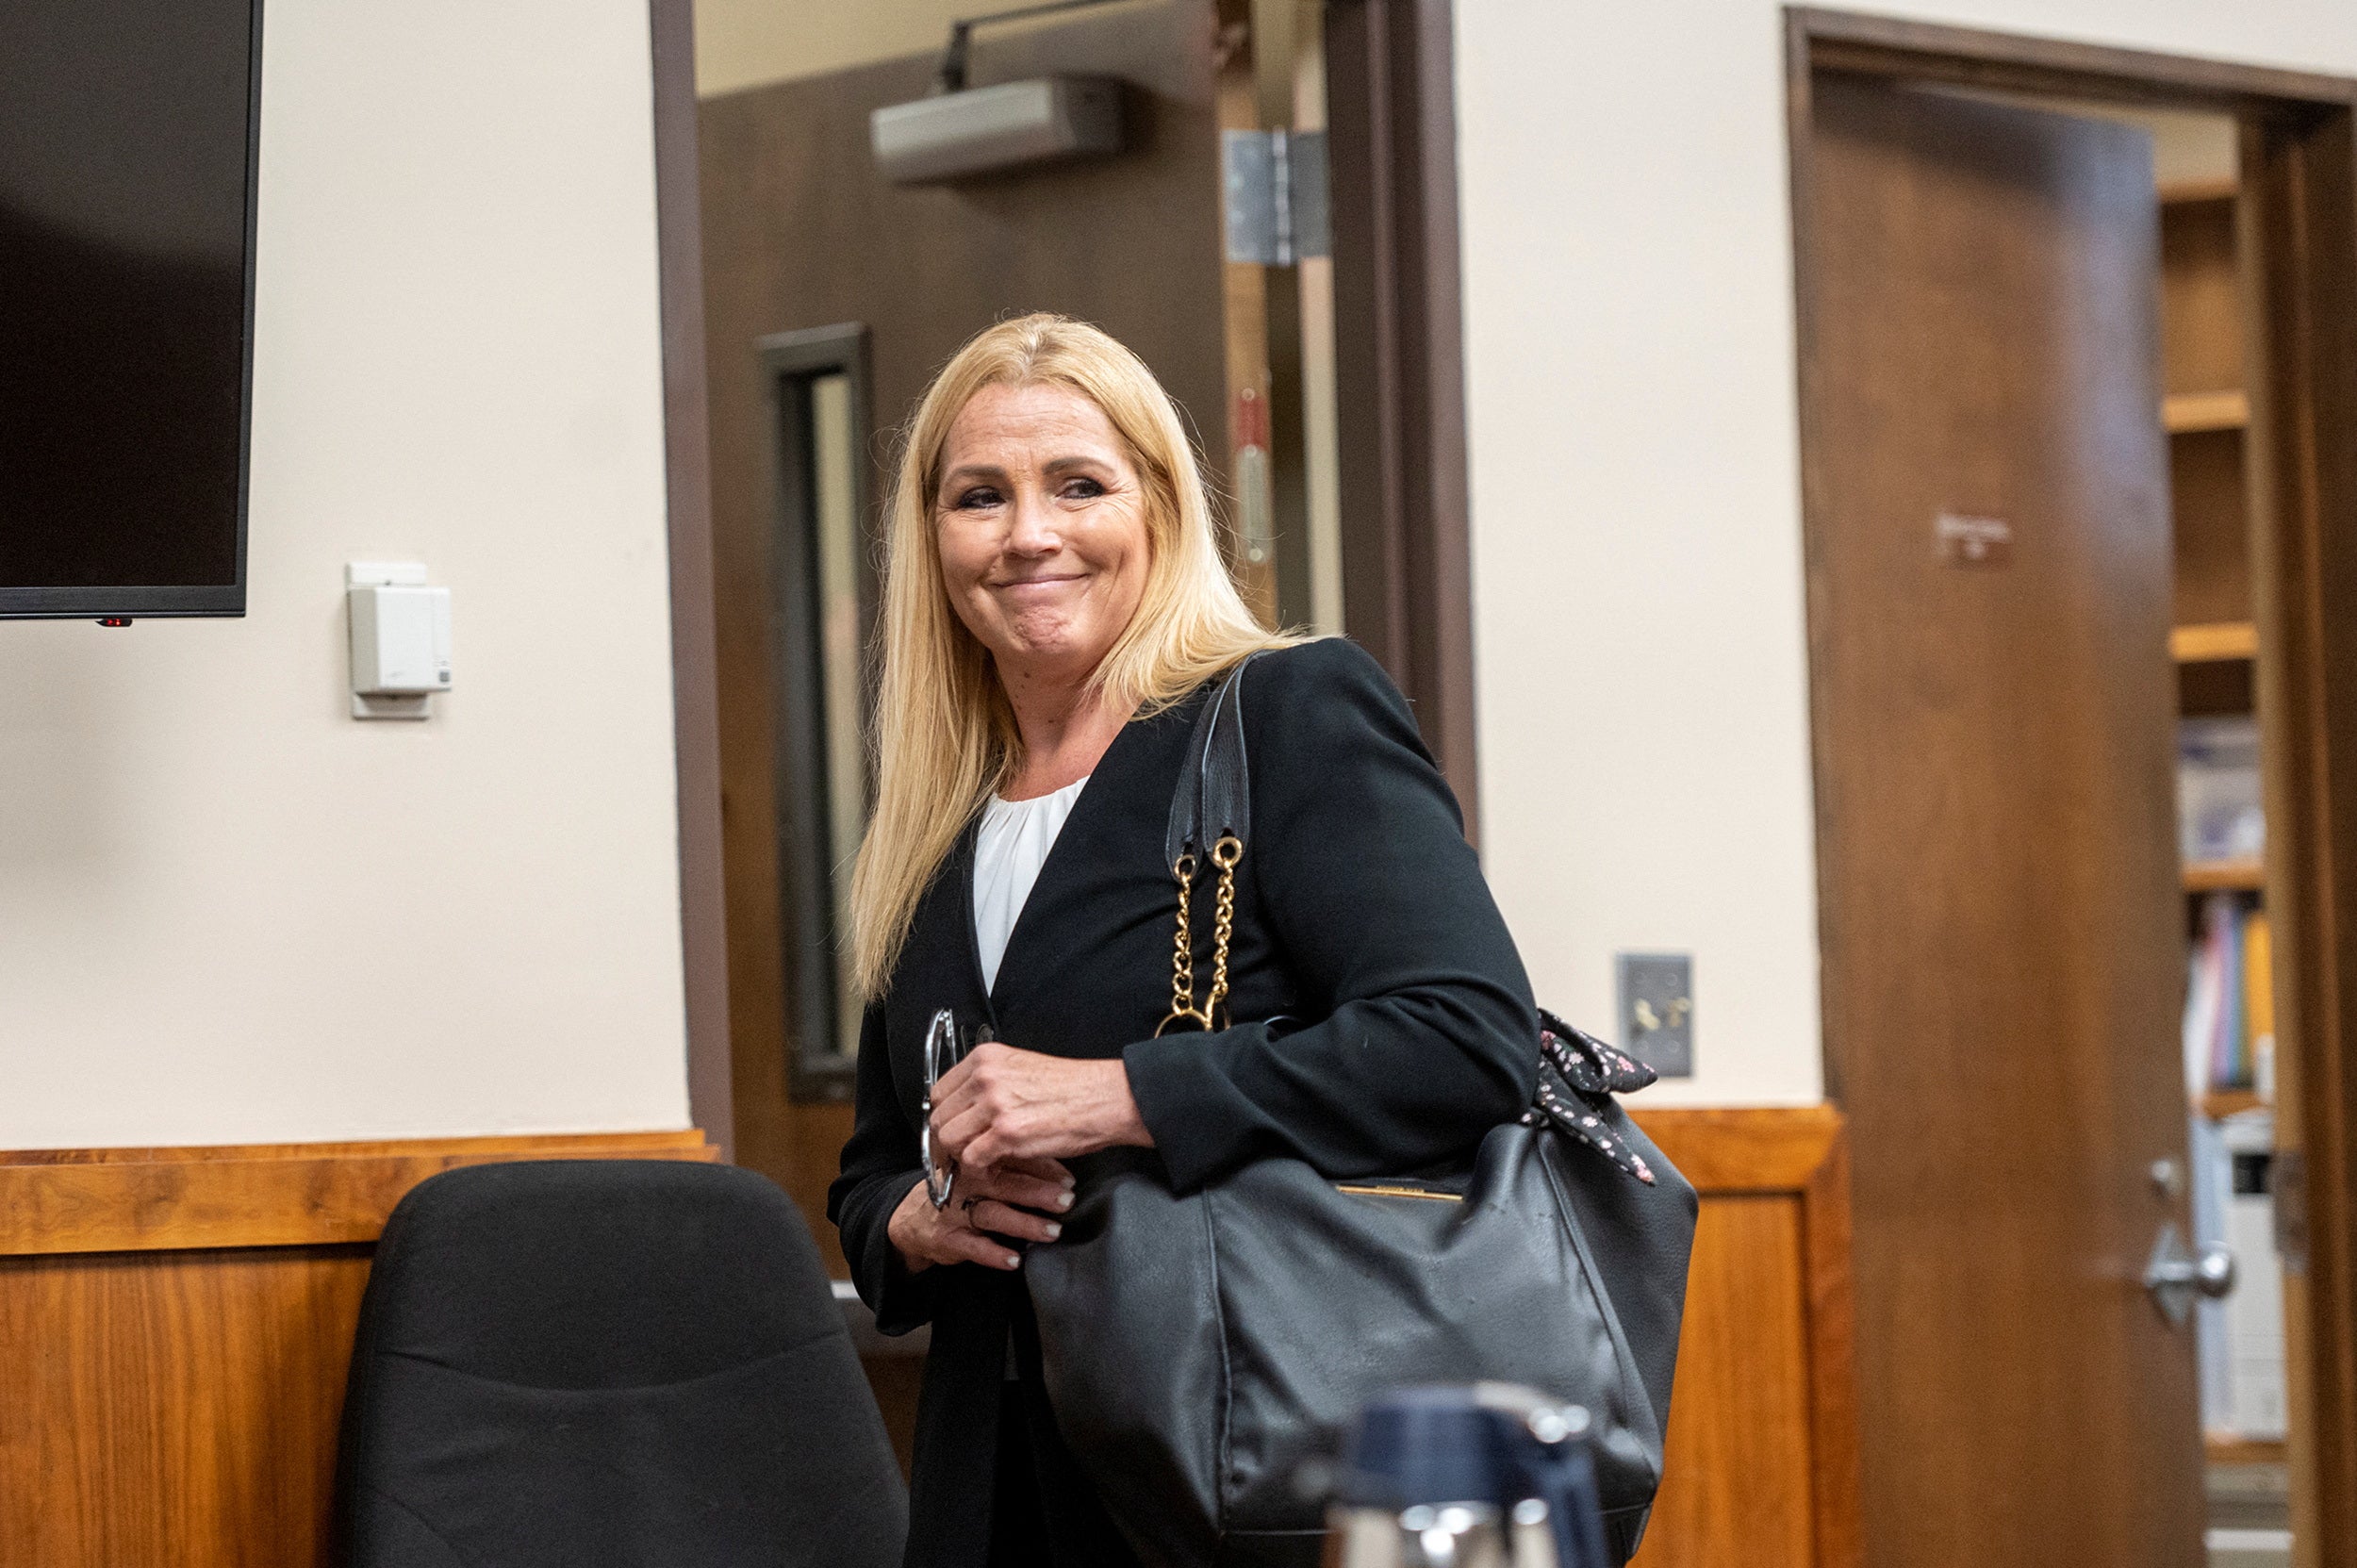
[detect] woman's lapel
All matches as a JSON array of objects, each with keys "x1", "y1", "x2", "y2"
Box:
[{"x1": 898, "y1": 820, "x2": 991, "y2": 1032}]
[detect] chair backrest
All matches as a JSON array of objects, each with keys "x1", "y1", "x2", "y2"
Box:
[{"x1": 333, "y1": 1159, "x2": 906, "y2": 1568}]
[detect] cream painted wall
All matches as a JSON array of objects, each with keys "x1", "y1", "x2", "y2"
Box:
[
  {"x1": 0, "y1": 0, "x2": 690, "y2": 1147},
  {"x1": 1454, "y1": 0, "x2": 2357, "y2": 1107}
]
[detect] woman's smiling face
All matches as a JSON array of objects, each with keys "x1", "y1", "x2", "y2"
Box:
[{"x1": 933, "y1": 380, "x2": 1153, "y2": 694}]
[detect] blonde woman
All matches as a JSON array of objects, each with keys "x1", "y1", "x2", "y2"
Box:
[{"x1": 828, "y1": 315, "x2": 1537, "y2": 1566}]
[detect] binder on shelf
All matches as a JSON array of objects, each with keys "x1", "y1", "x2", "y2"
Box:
[
  {"x1": 2245, "y1": 907, "x2": 2273, "y2": 1049},
  {"x1": 2184, "y1": 894, "x2": 2274, "y2": 1099}
]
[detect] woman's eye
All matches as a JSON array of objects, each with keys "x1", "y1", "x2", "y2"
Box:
[
  {"x1": 1060, "y1": 476, "x2": 1106, "y2": 500},
  {"x1": 952, "y1": 487, "x2": 1002, "y2": 509}
]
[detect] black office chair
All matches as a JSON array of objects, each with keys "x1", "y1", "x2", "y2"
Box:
[{"x1": 333, "y1": 1159, "x2": 906, "y2": 1568}]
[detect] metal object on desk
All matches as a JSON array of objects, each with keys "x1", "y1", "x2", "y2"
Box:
[
  {"x1": 1327, "y1": 1384, "x2": 1611, "y2": 1568},
  {"x1": 1333, "y1": 1502, "x2": 1512, "y2": 1568}
]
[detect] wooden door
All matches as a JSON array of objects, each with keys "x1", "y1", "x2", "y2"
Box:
[{"x1": 1798, "y1": 75, "x2": 2203, "y2": 1566}]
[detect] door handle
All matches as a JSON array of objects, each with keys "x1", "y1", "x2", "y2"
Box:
[{"x1": 2143, "y1": 1222, "x2": 2234, "y2": 1326}]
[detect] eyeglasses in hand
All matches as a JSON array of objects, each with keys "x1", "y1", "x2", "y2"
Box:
[{"x1": 919, "y1": 1010, "x2": 994, "y2": 1211}]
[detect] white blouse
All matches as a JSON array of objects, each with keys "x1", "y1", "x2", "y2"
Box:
[{"x1": 972, "y1": 775, "x2": 1090, "y2": 993}]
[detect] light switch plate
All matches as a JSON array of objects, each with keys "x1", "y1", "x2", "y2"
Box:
[{"x1": 1617, "y1": 952, "x2": 1693, "y2": 1078}]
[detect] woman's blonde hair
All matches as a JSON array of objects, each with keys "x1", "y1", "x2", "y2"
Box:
[{"x1": 848, "y1": 313, "x2": 1293, "y2": 999}]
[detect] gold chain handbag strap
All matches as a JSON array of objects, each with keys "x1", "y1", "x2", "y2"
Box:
[
  {"x1": 1155, "y1": 653, "x2": 1263, "y2": 1035},
  {"x1": 1156, "y1": 834, "x2": 1244, "y2": 1034}
]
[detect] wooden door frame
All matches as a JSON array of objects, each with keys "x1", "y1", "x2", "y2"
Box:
[
  {"x1": 1786, "y1": 8, "x2": 2357, "y2": 1562},
  {"x1": 651, "y1": 0, "x2": 733, "y2": 1158},
  {"x1": 1317, "y1": 0, "x2": 1482, "y2": 839}
]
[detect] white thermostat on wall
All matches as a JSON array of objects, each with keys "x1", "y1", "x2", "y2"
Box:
[{"x1": 346, "y1": 562, "x2": 452, "y2": 719}]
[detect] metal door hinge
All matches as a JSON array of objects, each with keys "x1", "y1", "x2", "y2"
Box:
[
  {"x1": 2274, "y1": 1148, "x2": 2310, "y2": 1274},
  {"x1": 1223, "y1": 128, "x2": 1329, "y2": 265}
]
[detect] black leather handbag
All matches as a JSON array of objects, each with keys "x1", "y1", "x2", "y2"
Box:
[{"x1": 1023, "y1": 655, "x2": 1698, "y2": 1568}]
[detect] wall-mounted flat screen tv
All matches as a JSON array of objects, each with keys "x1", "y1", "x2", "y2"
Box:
[{"x1": 1, "y1": 0, "x2": 262, "y2": 620}]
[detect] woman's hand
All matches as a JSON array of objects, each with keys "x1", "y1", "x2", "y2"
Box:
[
  {"x1": 930, "y1": 1042, "x2": 1155, "y2": 1172},
  {"x1": 887, "y1": 1155, "x2": 1077, "y2": 1274}
]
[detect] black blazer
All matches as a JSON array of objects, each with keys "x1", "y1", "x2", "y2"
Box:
[{"x1": 828, "y1": 637, "x2": 1540, "y2": 1565}]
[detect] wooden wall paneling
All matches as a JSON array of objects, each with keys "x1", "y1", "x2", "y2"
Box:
[
  {"x1": 864, "y1": 1354, "x2": 925, "y2": 1478},
  {"x1": 1798, "y1": 1119, "x2": 1864, "y2": 1568},
  {"x1": 0, "y1": 1131, "x2": 716, "y2": 1256},
  {"x1": 0, "y1": 1133, "x2": 717, "y2": 1568},
  {"x1": 1629, "y1": 1106, "x2": 1861, "y2": 1568},
  {"x1": 1644, "y1": 1195, "x2": 1816, "y2": 1566},
  {"x1": 1, "y1": 1245, "x2": 373, "y2": 1568},
  {"x1": 0, "y1": 1114, "x2": 1847, "y2": 1568},
  {"x1": 649, "y1": 0, "x2": 734, "y2": 1157}
]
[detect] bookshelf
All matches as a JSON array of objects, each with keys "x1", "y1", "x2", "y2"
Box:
[
  {"x1": 2159, "y1": 174, "x2": 2238, "y2": 206},
  {"x1": 2164, "y1": 182, "x2": 2268, "y2": 1102},
  {"x1": 2162, "y1": 186, "x2": 2250, "y2": 632},
  {"x1": 2206, "y1": 1435, "x2": 2290, "y2": 1468},
  {"x1": 2200, "y1": 1089, "x2": 2266, "y2": 1121},
  {"x1": 2185, "y1": 858, "x2": 2266, "y2": 894},
  {"x1": 2164, "y1": 389, "x2": 2250, "y2": 434},
  {"x1": 2163, "y1": 172, "x2": 2288, "y2": 1497},
  {"x1": 2171, "y1": 620, "x2": 2258, "y2": 664}
]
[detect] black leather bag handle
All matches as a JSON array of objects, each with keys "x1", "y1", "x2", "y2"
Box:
[
  {"x1": 1154, "y1": 652, "x2": 1267, "y2": 1034},
  {"x1": 1163, "y1": 652, "x2": 1265, "y2": 873}
]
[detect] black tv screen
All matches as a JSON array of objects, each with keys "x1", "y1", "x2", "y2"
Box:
[{"x1": 1, "y1": 0, "x2": 261, "y2": 619}]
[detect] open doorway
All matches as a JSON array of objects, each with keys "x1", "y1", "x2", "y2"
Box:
[
  {"x1": 1787, "y1": 10, "x2": 2357, "y2": 1568},
  {"x1": 668, "y1": 0, "x2": 1476, "y2": 1467}
]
